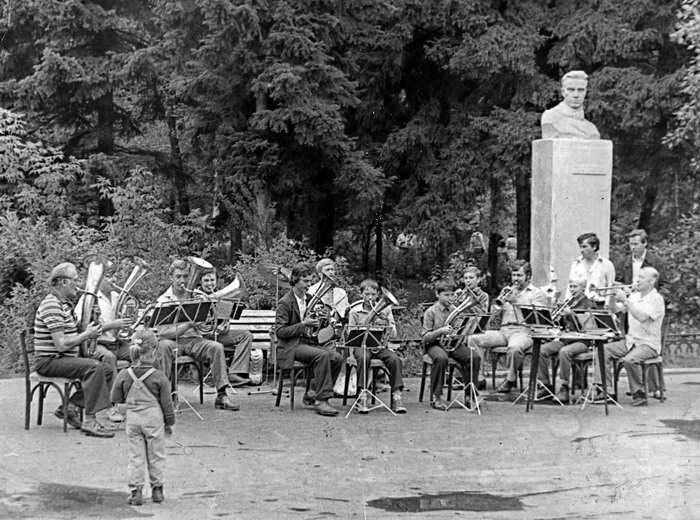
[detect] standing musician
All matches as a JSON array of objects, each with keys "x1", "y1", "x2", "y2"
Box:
[
  {"x1": 422, "y1": 280, "x2": 482, "y2": 410},
  {"x1": 347, "y1": 279, "x2": 407, "y2": 414},
  {"x1": 467, "y1": 260, "x2": 546, "y2": 394},
  {"x1": 33, "y1": 263, "x2": 114, "y2": 437},
  {"x1": 75, "y1": 278, "x2": 134, "y2": 422},
  {"x1": 308, "y1": 258, "x2": 350, "y2": 325},
  {"x1": 275, "y1": 263, "x2": 343, "y2": 416},
  {"x1": 595, "y1": 267, "x2": 665, "y2": 406},
  {"x1": 568, "y1": 232, "x2": 616, "y2": 308},
  {"x1": 156, "y1": 259, "x2": 239, "y2": 411},
  {"x1": 198, "y1": 268, "x2": 254, "y2": 387},
  {"x1": 616, "y1": 229, "x2": 664, "y2": 287},
  {"x1": 537, "y1": 277, "x2": 596, "y2": 403}
]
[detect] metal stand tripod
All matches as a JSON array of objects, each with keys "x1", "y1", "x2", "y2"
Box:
[
  {"x1": 446, "y1": 340, "x2": 483, "y2": 414},
  {"x1": 345, "y1": 327, "x2": 395, "y2": 417}
]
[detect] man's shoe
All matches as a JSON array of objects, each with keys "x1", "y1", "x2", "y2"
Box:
[
  {"x1": 556, "y1": 385, "x2": 570, "y2": 404},
  {"x1": 391, "y1": 393, "x2": 407, "y2": 414},
  {"x1": 431, "y1": 396, "x2": 448, "y2": 411},
  {"x1": 357, "y1": 394, "x2": 370, "y2": 414},
  {"x1": 128, "y1": 487, "x2": 143, "y2": 506},
  {"x1": 496, "y1": 380, "x2": 515, "y2": 394},
  {"x1": 316, "y1": 400, "x2": 338, "y2": 416},
  {"x1": 81, "y1": 420, "x2": 115, "y2": 438},
  {"x1": 214, "y1": 393, "x2": 240, "y2": 411},
  {"x1": 229, "y1": 374, "x2": 251, "y2": 387},
  {"x1": 631, "y1": 391, "x2": 648, "y2": 407},
  {"x1": 54, "y1": 406, "x2": 82, "y2": 429},
  {"x1": 302, "y1": 391, "x2": 317, "y2": 407},
  {"x1": 477, "y1": 379, "x2": 487, "y2": 391},
  {"x1": 151, "y1": 486, "x2": 164, "y2": 503}
]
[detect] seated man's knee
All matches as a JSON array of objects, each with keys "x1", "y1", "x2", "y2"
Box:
[{"x1": 431, "y1": 352, "x2": 448, "y2": 369}]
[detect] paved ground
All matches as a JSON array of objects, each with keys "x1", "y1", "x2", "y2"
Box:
[{"x1": 1, "y1": 373, "x2": 700, "y2": 520}]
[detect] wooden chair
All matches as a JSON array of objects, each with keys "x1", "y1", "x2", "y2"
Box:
[
  {"x1": 418, "y1": 354, "x2": 469, "y2": 403},
  {"x1": 612, "y1": 356, "x2": 665, "y2": 402},
  {"x1": 20, "y1": 330, "x2": 82, "y2": 432},
  {"x1": 274, "y1": 361, "x2": 311, "y2": 410},
  {"x1": 489, "y1": 346, "x2": 524, "y2": 391},
  {"x1": 172, "y1": 355, "x2": 205, "y2": 404},
  {"x1": 570, "y1": 350, "x2": 594, "y2": 401},
  {"x1": 226, "y1": 309, "x2": 277, "y2": 379}
]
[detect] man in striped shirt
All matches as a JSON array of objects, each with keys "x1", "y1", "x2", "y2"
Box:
[{"x1": 33, "y1": 263, "x2": 115, "y2": 438}]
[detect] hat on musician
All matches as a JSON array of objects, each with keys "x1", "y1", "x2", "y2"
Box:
[{"x1": 48, "y1": 262, "x2": 77, "y2": 286}]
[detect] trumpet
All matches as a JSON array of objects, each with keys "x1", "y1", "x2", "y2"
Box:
[
  {"x1": 551, "y1": 292, "x2": 585, "y2": 321},
  {"x1": 495, "y1": 285, "x2": 513, "y2": 306},
  {"x1": 591, "y1": 283, "x2": 635, "y2": 296}
]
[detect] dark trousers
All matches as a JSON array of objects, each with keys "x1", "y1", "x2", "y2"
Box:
[
  {"x1": 293, "y1": 343, "x2": 343, "y2": 401},
  {"x1": 34, "y1": 355, "x2": 113, "y2": 415},
  {"x1": 355, "y1": 348, "x2": 403, "y2": 392},
  {"x1": 93, "y1": 341, "x2": 131, "y2": 384},
  {"x1": 426, "y1": 344, "x2": 481, "y2": 399}
]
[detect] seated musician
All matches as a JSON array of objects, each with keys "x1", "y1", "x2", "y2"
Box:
[
  {"x1": 595, "y1": 267, "x2": 664, "y2": 406},
  {"x1": 459, "y1": 266, "x2": 490, "y2": 390},
  {"x1": 156, "y1": 259, "x2": 239, "y2": 411},
  {"x1": 537, "y1": 277, "x2": 595, "y2": 403},
  {"x1": 33, "y1": 263, "x2": 115, "y2": 437},
  {"x1": 467, "y1": 260, "x2": 546, "y2": 393},
  {"x1": 75, "y1": 278, "x2": 134, "y2": 422},
  {"x1": 198, "y1": 268, "x2": 254, "y2": 387},
  {"x1": 275, "y1": 263, "x2": 343, "y2": 416},
  {"x1": 308, "y1": 258, "x2": 349, "y2": 324},
  {"x1": 422, "y1": 280, "x2": 482, "y2": 410},
  {"x1": 347, "y1": 279, "x2": 407, "y2": 414}
]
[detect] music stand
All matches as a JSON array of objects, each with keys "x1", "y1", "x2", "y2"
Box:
[
  {"x1": 150, "y1": 299, "x2": 214, "y2": 421},
  {"x1": 575, "y1": 310, "x2": 623, "y2": 412},
  {"x1": 344, "y1": 326, "x2": 396, "y2": 417},
  {"x1": 512, "y1": 305, "x2": 564, "y2": 407},
  {"x1": 445, "y1": 313, "x2": 490, "y2": 414}
]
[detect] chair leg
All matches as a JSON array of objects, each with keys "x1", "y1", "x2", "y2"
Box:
[
  {"x1": 518, "y1": 368, "x2": 523, "y2": 391},
  {"x1": 343, "y1": 363, "x2": 351, "y2": 406},
  {"x1": 491, "y1": 356, "x2": 497, "y2": 390},
  {"x1": 290, "y1": 368, "x2": 297, "y2": 410},
  {"x1": 198, "y1": 363, "x2": 204, "y2": 404},
  {"x1": 275, "y1": 368, "x2": 284, "y2": 407},
  {"x1": 551, "y1": 359, "x2": 559, "y2": 393},
  {"x1": 25, "y1": 382, "x2": 33, "y2": 431},
  {"x1": 419, "y1": 362, "x2": 427, "y2": 403},
  {"x1": 657, "y1": 365, "x2": 666, "y2": 401},
  {"x1": 613, "y1": 360, "x2": 621, "y2": 401},
  {"x1": 447, "y1": 364, "x2": 454, "y2": 401},
  {"x1": 641, "y1": 363, "x2": 648, "y2": 399},
  {"x1": 37, "y1": 384, "x2": 46, "y2": 426},
  {"x1": 370, "y1": 367, "x2": 378, "y2": 405}
]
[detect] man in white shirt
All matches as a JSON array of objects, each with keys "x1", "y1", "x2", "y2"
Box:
[
  {"x1": 597, "y1": 267, "x2": 665, "y2": 406},
  {"x1": 568, "y1": 232, "x2": 616, "y2": 307}
]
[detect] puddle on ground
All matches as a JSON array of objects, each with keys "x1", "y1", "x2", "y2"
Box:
[
  {"x1": 6, "y1": 482, "x2": 152, "y2": 518},
  {"x1": 682, "y1": 381, "x2": 700, "y2": 385},
  {"x1": 367, "y1": 491, "x2": 523, "y2": 513},
  {"x1": 660, "y1": 419, "x2": 700, "y2": 441}
]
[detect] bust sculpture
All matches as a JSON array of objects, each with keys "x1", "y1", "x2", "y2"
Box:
[{"x1": 541, "y1": 70, "x2": 600, "y2": 140}]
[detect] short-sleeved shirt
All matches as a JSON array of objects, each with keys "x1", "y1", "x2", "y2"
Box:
[
  {"x1": 348, "y1": 304, "x2": 397, "y2": 339},
  {"x1": 34, "y1": 293, "x2": 79, "y2": 357},
  {"x1": 156, "y1": 286, "x2": 200, "y2": 339},
  {"x1": 422, "y1": 301, "x2": 453, "y2": 347},
  {"x1": 568, "y1": 255, "x2": 616, "y2": 303},
  {"x1": 626, "y1": 289, "x2": 665, "y2": 354},
  {"x1": 501, "y1": 284, "x2": 546, "y2": 324}
]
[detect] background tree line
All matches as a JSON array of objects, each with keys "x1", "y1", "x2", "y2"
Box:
[{"x1": 1, "y1": 0, "x2": 699, "y2": 371}]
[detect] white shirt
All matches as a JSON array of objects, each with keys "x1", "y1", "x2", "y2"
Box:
[
  {"x1": 568, "y1": 254, "x2": 616, "y2": 302},
  {"x1": 631, "y1": 249, "x2": 647, "y2": 284},
  {"x1": 502, "y1": 283, "x2": 547, "y2": 324},
  {"x1": 293, "y1": 291, "x2": 307, "y2": 319},
  {"x1": 626, "y1": 288, "x2": 665, "y2": 354},
  {"x1": 156, "y1": 286, "x2": 199, "y2": 338}
]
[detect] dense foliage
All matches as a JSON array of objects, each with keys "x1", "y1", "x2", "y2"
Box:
[{"x1": 1, "y1": 1, "x2": 699, "y2": 370}]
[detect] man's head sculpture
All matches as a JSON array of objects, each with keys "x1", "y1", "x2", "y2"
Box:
[{"x1": 541, "y1": 70, "x2": 600, "y2": 140}]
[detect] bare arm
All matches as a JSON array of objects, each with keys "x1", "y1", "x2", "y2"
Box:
[{"x1": 49, "y1": 323, "x2": 101, "y2": 354}]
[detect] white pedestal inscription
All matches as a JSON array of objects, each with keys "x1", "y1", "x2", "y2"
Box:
[{"x1": 530, "y1": 139, "x2": 613, "y2": 293}]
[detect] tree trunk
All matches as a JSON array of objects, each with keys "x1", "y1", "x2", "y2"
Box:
[
  {"x1": 638, "y1": 168, "x2": 660, "y2": 231},
  {"x1": 514, "y1": 166, "x2": 531, "y2": 260},
  {"x1": 167, "y1": 115, "x2": 190, "y2": 215},
  {"x1": 375, "y1": 208, "x2": 383, "y2": 281}
]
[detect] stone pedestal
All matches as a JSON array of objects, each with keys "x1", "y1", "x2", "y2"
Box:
[{"x1": 530, "y1": 139, "x2": 613, "y2": 293}]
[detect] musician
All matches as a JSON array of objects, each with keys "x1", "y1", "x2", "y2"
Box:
[
  {"x1": 33, "y1": 263, "x2": 114, "y2": 437},
  {"x1": 568, "y1": 232, "x2": 615, "y2": 307},
  {"x1": 460, "y1": 266, "x2": 490, "y2": 390},
  {"x1": 308, "y1": 258, "x2": 349, "y2": 322},
  {"x1": 347, "y1": 279, "x2": 406, "y2": 414},
  {"x1": 198, "y1": 268, "x2": 254, "y2": 387},
  {"x1": 616, "y1": 229, "x2": 664, "y2": 286},
  {"x1": 422, "y1": 280, "x2": 482, "y2": 410},
  {"x1": 156, "y1": 260, "x2": 239, "y2": 411},
  {"x1": 75, "y1": 278, "x2": 134, "y2": 422},
  {"x1": 596, "y1": 267, "x2": 665, "y2": 406},
  {"x1": 537, "y1": 277, "x2": 595, "y2": 403},
  {"x1": 275, "y1": 263, "x2": 343, "y2": 416},
  {"x1": 467, "y1": 260, "x2": 546, "y2": 394}
]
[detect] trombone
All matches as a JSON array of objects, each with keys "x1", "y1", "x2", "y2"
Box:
[{"x1": 591, "y1": 283, "x2": 635, "y2": 297}]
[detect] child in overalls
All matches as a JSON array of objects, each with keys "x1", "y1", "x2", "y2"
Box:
[{"x1": 111, "y1": 329, "x2": 174, "y2": 505}]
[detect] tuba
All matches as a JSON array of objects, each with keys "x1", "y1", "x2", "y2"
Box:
[
  {"x1": 185, "y1": 256, "x2": 214, "y2": 293},
  {"x1": 79, "y1": 258, "x2": 111, "y2": 356},
  {"x1": 363, "y1": 287, "x2": 399, "y2": 354},
  {"x1": 304, "y1": 272, "x2": 339, "y2": 344},
  {"x1": 439, "y1": 291, "x2": 479, "y2": 352},
  {"x1": 113, "y1": 257, "x2": 149, "y2": 321}
]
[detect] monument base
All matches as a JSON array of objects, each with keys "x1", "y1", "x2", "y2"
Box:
[{"x1": 530, "y1": 139, "x2": 613, "y2": 293}]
